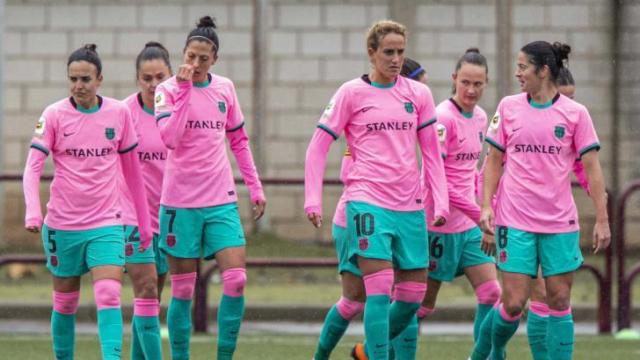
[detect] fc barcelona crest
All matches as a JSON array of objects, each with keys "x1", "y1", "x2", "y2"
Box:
[
  {"x1": 404, "y1": 102, "x2": 414, "y2": 113},
  {"x1": 218, "y1": 101, "x2": 227, "y2": 113},
  {"x1": 554, "y1": 125, "x2": 565, "y2": 139},
  {"x1": 105, "y1": 128, "x2": 115, "y2": 140}
]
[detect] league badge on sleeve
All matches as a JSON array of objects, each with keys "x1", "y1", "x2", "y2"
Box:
[
  {"x1": 35, "y1": 116, "x2": 46, "y2": 136},
  {"x1": 322, "y1": 98, "x2": 335, "y2": 118},
  {"x1": 436, "y1": 123, "x2": 447, "y2": 143},
  {"x1": 155, "y1": 92, "x2": 165, "y2": 107},
  {"x1": 488, "y1": 113, "x2": 500, "y2": 133}
]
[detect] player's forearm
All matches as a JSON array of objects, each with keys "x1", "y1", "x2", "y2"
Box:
[
  {"x1": 304, "y1": 129, "x2": 333, "y2": 215},
  {"x1": 419, "y1": 125, "x2": 449, "y2": 220},
  {"x1": 120, "y1": 150, "x2": 151, "y2": 234},
  {"x1": 582, "y1": 152, "x2": 608, "y2": 222},
  {"x1": 23, "y1": 148, "x2": 47, "y2": 226},
  {"x1": 157, "y1": 82, "x2": 191, "y2": 149},
  {"x1": 448, "y1": 187, "x2": 481, "y2": 224},
  {"x1": 227, "y1": 127, "x2": 265, "y2": 203},
  {"x1": 482, "y1": 150, "x2": 502, "y2": 210}
]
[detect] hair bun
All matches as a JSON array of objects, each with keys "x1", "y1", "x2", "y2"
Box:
[
  {"x1": 552, "y1": 42, "x2": 571, "y2": 63},
  {"x1": 465, "y1": 47, "x2": 480, "y2": 54},
  {"x1": 144, "y1": 41, "x2": 163, "y2": 49},
  {"x1": 83, "y1": 43, "x2": 97, "y2": 52},
  {"x1": 197, "y1": 16, "x2": 217, "y2": 29}
]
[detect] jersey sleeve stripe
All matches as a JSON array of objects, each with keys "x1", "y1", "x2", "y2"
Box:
[
  {"x1": 579, "y1": 142, "x2": 601, "y2": 157},
  {"x1": 118, "y1": 143, "x2": 138, "y2": 154},
  {"x1": 30, "y1": 143, "x2": 50, "y2": 155},
  {"x1": 485, "y1": 137, "x2": 505, "y2": 152},
  {"x1": 226, "y1": 121, "x2": 245, "y2": 133},
  {"x1": 317, "y1": 124, "x2": 338, "y2": 140},
  {"x1": 417, "y1": 117, "x2": 437, "y2": 131},
  {"x1": 155, "y1": 112, "x2": 171, "y2": 122}
]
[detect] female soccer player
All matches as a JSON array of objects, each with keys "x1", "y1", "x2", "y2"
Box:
[
  {"x1": 120, "y1": 41, "x2": 172, "y2": 360},
  {"x1": 525, "y1": 67, "x2": 589, "y2": 360},
  {"x1": 305, "y1": 20, "x2": 449, "y2": 360},
  {"x1": 155, "y1": 16, "x2": 266, "y2": 360},
  {"x1": 471, "y1": 41, "x2": 610, "y2": 360},
  {"x1": 23, "y1": 44, "x2": 152, "y2": 360},
  {"x1": 420, "y1": 48, "x2": 501, "y2": 343}
]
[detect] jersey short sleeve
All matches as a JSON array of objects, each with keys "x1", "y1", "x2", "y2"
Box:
[
  {"x1": 154, "y1": 82, "x2": 175, "y2": 122},
  {"x1": 118, "y1": 107, "x2": 138, "y2": 154},
  {"x1": 573, "y1": 106, "x2": 600, "y2": 157},
  {"x1": 30, "y1": 106, "x2": 57, "y2": 155},
  {"x1": 485, "y1": 100, "x2": 506, "y2": 152},
  {"x1": 416, "y1": 86, "x2": 437, "y2": 130},
  {"x1": 317, "y1": 84, "x2": 352, "y2": 140},
  {"x1": 225, "y1": 82, "x2": 245, "y2": 132}
]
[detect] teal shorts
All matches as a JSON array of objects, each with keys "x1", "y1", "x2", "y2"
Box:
[
  {"x1": 495, "y1": 226, "x2": 583, "y2": 277},
  {"x1": 124, "y1": 226, "x2": 168, "y2": 275},
  {"x1": 41, "y1": 224, "x2": 125, "y2": 277},
  {"x1": 346, "y1": 201, "x2": 428, "y2": 270},
  {"x1": 428, "y1": 226, "x2": 495, "y2": 282},
  {"x1": 332, "y1": 224, "x2": 362, "y2": 277},
  {"x1": 158, "y1": 203, "x2": 246, "y2": 260}
]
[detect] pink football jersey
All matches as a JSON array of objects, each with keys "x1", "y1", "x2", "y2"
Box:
[
  {"x1": 28, "y1": 96, "x2": 138, "y2": 230},
  {"x1": 119, "y1": 93, "x2": 167, "y2": 233},
  {"x1": 486, "y1": 93, "x2": 600, "y2": 233},
  {"x1": 155, "y1": 74, "x2": 263, "y2": 208},
  {"x1": 426, "y1": 99, "x2": 487, "y2": 233},
  {"x1": 309, "y1": 75, "x2": 444, "y2": 213}
]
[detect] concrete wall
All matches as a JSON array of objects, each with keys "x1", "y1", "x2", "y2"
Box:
[{"x1": 2, "y1": 0, "x2": 634, "y2": 246}]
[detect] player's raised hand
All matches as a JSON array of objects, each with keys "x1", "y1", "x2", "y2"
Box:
[
  {"x1": 176, "y1": 64, "x2": 195, "y2": 83},
  {"x1": 592, "y1": 219, "x2": 611, "y2": 254}
]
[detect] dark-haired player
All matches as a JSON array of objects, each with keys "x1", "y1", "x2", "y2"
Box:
[
  {"x1": 23, "y1": 44, "x2": 151, "y2": 360},
  {"x1": 120, "y1": 41, "x2": 173, "y2": 360},
  {"x1": 154, "y1": 16, "x2": 266, "y2": 360},
  {"x1": 470, "y1": 41, "x2": 610, "y2": 360}
]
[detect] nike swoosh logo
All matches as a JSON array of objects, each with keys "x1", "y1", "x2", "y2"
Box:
[
  {"x1": 361, "y1": 106, "x2": 374, "y2": 113},
  {"x1": 375, "y1": 344, "x2": 385, "y2": 348},
  {"x1": 559, "y1": 341, "x2": 574, "y2": 346},
  {"x1": 512, "y1": 127, "x2": 523, "y2": 132},
  {"x1": 459, "y1": 138, "x2": 466, "y2": 143},
  {"x1": 63, "y1": 132, "x2": 75, "y2": 137}
]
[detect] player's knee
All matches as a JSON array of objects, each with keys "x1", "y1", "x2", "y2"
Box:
[
  {"x1": 93, "y1": 279, "x2": 122, "y2": 309},
  {"x1": 393, "y1": 281, "x2": 427, "y2": 304},
  {"x1": 171, "y1": 272, "x2": 197, "y2": 300},
  {"x1": 363, "y1": 268, "x2": 394, "y2": 297},
  {"x1": 53, "y1": 290, "x2": 80, "y2": 314},
  {"x1": 222, "y1": 268, "x2": 247, "y2": 297},
  {"x1": 336, "y1": 296, "x2": 364, "y2": 320},
  {"x1": 546, "y1": 292, "x2": 571, "y2": 311},
  {"x1": 475, "y1": 280, "x2": 501, "y2": 305},
  {"x1": 502, "y1": 299, "x2": 525, "y2": 317},
  {"x1": 134, "y1": 272, "x2": 159, "y2": 299}
]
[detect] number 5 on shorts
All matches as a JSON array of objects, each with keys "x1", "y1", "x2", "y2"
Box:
[{"x1": 48, "y1": 230, "x2": 57, "y2": 253}]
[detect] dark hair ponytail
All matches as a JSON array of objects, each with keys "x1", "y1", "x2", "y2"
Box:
[
  {"x1": 521, "y1": 41, "x2": 571, "y2": 82},
  {"x1": 67, "y1": 43, "x2": 102, "y2": 76},
  {"x1": 185, "y1": 16, "x2": 220, "y2": 53},
  {"x1": 136, "y1": 41, "x2": 172, "y2": 76}
]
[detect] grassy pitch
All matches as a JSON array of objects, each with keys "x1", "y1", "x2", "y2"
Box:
[{"x1": 0, "y1": 334, "x2": 638, "y2": 359}]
